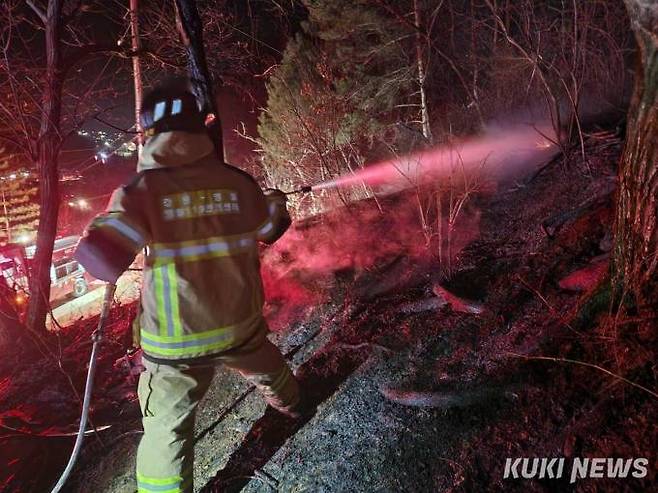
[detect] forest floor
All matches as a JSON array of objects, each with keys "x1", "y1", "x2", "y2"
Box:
[{"x1": 1, "y1": 130, "x2": 656, "y2": 493}]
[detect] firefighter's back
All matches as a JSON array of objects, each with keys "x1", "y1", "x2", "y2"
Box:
[
  {"x1": 134, "y1": 157, "x2": 271, "y2": 363},
  {"x1": 74, "y1": 79, "x2": 301, "y2": 493}
]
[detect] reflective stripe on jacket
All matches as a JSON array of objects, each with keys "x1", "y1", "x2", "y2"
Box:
[{"x1": 80, "y1": 131, "x2": 286, "y2": 362}]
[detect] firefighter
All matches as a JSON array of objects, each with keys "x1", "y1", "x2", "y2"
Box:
[{"x1": 75, "y1": 79, "x2": 302, "y2": 493}]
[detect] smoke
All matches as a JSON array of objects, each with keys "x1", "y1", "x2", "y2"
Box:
[
  {"x1": 261, "y1": 193, "x2": 482, "y2": 330},
  {"x1": 262, "y1": 118, "x2": 560, "y2": 330}
]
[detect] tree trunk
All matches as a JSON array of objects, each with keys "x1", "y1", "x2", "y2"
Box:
[
  {"x1": 613, "y1": 1, "x2": 658, "y2": 315},
  {"x1": 130, "y1": 0, "x2": 144, "y2": 154},
  {"x1": 413, "y1": 0, "x2": 432, "y2": 143},
  {"x1": 173, "y1": 0, "x2": 224, "y2": 161},
  {"x1": 26, "y1": 0, "x2": 64, "y2": 334}
]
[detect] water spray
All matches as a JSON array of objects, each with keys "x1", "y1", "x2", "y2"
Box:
[{"x1": 282, "y1": 123, "x2": 560, "y2": 196}]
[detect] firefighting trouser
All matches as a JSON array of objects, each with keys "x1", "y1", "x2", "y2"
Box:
[{"x1": 135, "y1": 328, "x2": 299, "y2": 493}]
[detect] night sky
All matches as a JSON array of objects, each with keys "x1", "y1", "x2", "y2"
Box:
[{"x1": 55, "y1": 0, "x2": 305, "y2": 227}]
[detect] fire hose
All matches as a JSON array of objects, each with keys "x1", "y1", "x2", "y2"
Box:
[{"x1": 50, "y1": 283, "x2": 116, "y2": 493}]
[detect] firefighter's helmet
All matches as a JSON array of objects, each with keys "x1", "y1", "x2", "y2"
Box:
[{"x1": 140, "y1": 79, "x2": 205, "y2": 137}]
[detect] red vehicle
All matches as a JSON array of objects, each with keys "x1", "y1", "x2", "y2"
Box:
[{"x1": 0, "y1": 235, "x2": 91, "y2": 306}]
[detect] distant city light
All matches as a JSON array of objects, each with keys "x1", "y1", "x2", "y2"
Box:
[
  {"x1": 60, "y1": 173, "x2": 82, "y2": 182},
  {"x1": 77, "y1": 127, "x2": 137, "y2": 164},
  {"x1": 68, "y1": 198, "x2": 89, "y2": 209},
  {"x1": 0, "y1": 169, "x2": 31, "y2": 181}
]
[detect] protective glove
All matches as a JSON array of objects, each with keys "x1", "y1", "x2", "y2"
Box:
[
  {"x1": 262, "y1": 188, "x2": 291, "y2": 244},
  {"x1": 74, "y1": 228, "x2": 136, "y2": 284},
  {"x1": 264, "y1": 187, "x2": 288, "y2": 205}
]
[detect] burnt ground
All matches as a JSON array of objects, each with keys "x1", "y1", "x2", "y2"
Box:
[{"x1": 1, "y1": 131, "x2": 656, "y2": 492}]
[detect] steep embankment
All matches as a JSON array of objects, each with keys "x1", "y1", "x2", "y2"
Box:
[
  {"x1": 235, "y1": 133, "x2": 654, "y2": 492},
  {"x1": 228, "y1": 132, "x2": 654, "y2": 492}
]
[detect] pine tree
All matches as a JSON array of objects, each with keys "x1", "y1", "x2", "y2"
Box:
[
  {"x1": 257, "y1": 0, "x2": 423, "y2": 212},
  {"x1": 0, "y1": 154, "x2": 39, "y2": 245}
]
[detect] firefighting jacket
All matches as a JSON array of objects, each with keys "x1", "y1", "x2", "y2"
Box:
[{"x1": 75, "y1": 131, "x2": 290, "y2": 363}]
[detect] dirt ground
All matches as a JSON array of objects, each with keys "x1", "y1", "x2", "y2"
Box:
[{"x1": 1, "y1": 131, "x2": 655, "y2": 492}]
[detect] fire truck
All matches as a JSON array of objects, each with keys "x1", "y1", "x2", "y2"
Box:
[{"x1": 0, "y1": 235, "x2": 91, "y2": 306}]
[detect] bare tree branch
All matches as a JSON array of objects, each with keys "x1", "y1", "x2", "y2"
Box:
[{"x1": 26, "y1": 0, "x2": 47, "y2": 25}]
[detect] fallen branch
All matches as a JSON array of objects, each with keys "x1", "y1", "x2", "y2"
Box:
[
  {"x1": 335, "y1": 342, "x2": 395, "y2": 353},
  {"x1": 433, "y1": 285, "x2": 484, "y2": 315},
  {"x1": 541, "y1": 184, "x2": 615, "y2": 237},
  {"x1": 380, "y1": 385, "x2": 513, "y2": 408},
  {"x1": 506, "y1": 352, "x2": 658, "y2": 399},
  {"x1": 0, "y1": 422, "x2": 111, "y2": 438},
  {"x1": 515, "y1": 275, "x2": 582, "y2": 336}
]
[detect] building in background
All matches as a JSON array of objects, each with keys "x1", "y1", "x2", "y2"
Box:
[{"x1": 0, "y1": 153, "x2": 39, "y2": 246}]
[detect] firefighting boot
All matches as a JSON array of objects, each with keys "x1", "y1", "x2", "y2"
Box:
[{"x1": 276, "y1": 387, "x2": 316, "y2": 420}]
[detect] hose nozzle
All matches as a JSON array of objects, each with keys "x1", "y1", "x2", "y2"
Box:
[{"x1": 285, "y1": 185, "x2": 313, "y2": 196}]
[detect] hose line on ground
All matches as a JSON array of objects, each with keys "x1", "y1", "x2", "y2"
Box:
[{"x1": 50, "y1": 283, "x2": 117, "y2": 493}]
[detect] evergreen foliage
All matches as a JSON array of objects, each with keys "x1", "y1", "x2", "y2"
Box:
[{"x1": 257, "y1": 0, "x2": 422, "y2": 212}]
